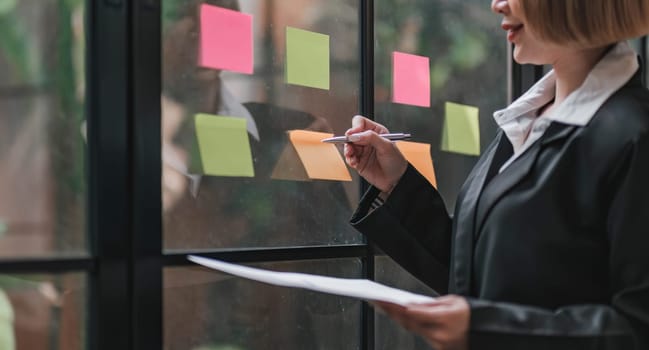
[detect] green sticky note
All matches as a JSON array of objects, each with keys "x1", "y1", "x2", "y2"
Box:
[
  {"x1": 442, "y1": 102, "x2": 481, "y2": 156},
  {"x1": 285, "y1": 27, "x2": 330, "y2": 90},
  {"x1": 194, "y1": 114, "x2": 255, "y2": 177}
]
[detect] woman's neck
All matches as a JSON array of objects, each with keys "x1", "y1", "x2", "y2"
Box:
[{"x1": 551, "y1": 46, "x2": 610, "y2": 105}]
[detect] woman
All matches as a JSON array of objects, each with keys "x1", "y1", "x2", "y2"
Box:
[{"x1": 344, "y1": 0, "x2": 649, "y2": 349}]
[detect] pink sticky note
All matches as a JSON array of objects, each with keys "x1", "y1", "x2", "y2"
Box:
[
  {"x1": 199, "y1": 4, "x2": 253, "y2": 74},
  {"x1": 392, "y1": 52, "x2": 430, "y2": 107}
]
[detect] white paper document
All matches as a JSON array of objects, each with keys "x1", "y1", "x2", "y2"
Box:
[{"x1": 188, "y1": 255, "x2": 435, "y2": 306}]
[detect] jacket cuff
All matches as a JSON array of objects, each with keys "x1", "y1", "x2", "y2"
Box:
[
  {"x1": 350, "y1": 164, "x2": 426, "y2": 225},
  {"x1": 382, "y1": 163, "x2": 434, "y2": 222},
  {"x1": 350, "y1": 185, "x2": 382, "y2": 225}
]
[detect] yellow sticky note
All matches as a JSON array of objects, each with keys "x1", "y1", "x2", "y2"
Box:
[
  {"x1": 396, "y1": 141, "x2": 437, "y2": 188},
  {"x1": 194, "y1": 114, "x2": 254, "y2": 177},
  {"x1": 272, "y1": 130, "x2": 351, "y2": 181},
  {"x1": 442, "y1": 102, "x2": 481, "y2": 156},
  {"x1": 285, "y1": 27, "x2": 330, "y2": 90}
]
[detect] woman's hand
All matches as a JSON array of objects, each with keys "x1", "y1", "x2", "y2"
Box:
[
  {"x1": 344, "y1": 115, "x2": 408, "y2": 193},
  {"x1": 374, "y1": 295, "x2": 470, "y2": 350}
]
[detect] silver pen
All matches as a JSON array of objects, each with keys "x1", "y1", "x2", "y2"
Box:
[{"x1": 321, "y1": 133, "x2": 412, "y2": 143}]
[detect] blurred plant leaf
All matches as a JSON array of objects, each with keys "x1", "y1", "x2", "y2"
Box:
[
  {"x1": 431, "y1": 61, "x2": 451, "y2": 90},
  {"x1": 0, "y1": 219, "x2": 6, "y2": 237},
  {"x1": 0, "y1": 14, "x2": 35, "y2": 81},
  {"x1": 64, "y1": 0, "x2": 82, "y2": 8},
  {"x1": 0, "y1": 275, "x2": 40, "y2": 290},
  {"x1": 0, "y1": 289, "x2": 15, "y2": 350},
  {"x1": 0, "y1": 0, "x2": 16, "y2": 15},
  {"x1": 448, "y1": 22, "x2": 487, "y2": 70}
]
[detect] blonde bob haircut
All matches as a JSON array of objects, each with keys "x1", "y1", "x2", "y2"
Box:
[{"x1": 520, "y1": 0, "x2": 649, "y2": 48}]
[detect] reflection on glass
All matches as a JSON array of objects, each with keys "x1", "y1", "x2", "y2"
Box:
[
  {"x1": 164, "y1": 259, "x2": 361, "y2": 350},
  {"x1": 374, "y1": 256, "x2": 437, "y2": 350},
  {"x1": 162, "y1": 0, "x2": 362, "y2": 250},
  {"x1": 375, "y1": 0, "x2": 507, "y2": 210},
  {"x1": 629, "y1": 38, "x2": 643, "y2": 53},
  {"x1": 0, "y1": 0, "x2": 86, "y2": 257},
  {"x1": 0, "y1": 273, "x2": 86, "y2": 350}
]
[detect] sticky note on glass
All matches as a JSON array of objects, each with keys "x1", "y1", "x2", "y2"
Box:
[
  {"x1": 194, "y1": 114, "x2": 254, "y2": 177},
  {"x1": 285, "y1": 27, "x2": 330, "y2": 90},
  {"x1": 272, "y1": 130, "x2": 351, "y2": 181},
  {"x1": 441, "y1": 102, "x2": 481, "y2": 156},
  {"x1": 392, "y1": 52, "x2": 430, "y2": 107},
  {"x1": 199, "y1": 4, "x2": 253, "y2": 74},
  {"x1": 396, "y1": 141, "x2": 437, "y2": 188}
]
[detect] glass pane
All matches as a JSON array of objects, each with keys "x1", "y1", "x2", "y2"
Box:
[
  {"x1": 164, "y1": 259, "x2": 362, "y2": 350},
  {"x1": 0, "y1": 273, "x2": 86, "y2": 350},
  {"x1": 0, "y1": 0, "x2": 86, "y2": 257},
  {"x1": 375, "y1": 0, "x2": 507, "y2": 210},
  {"x1": 161, "y1": 0, "x2": 362, "y2": 250},
  {"x1": 629, "y1": 37, "x2": 643, "y2": 52},
  {"x1": 374, "y1": 256, "x2": 437, "y2": 350}
]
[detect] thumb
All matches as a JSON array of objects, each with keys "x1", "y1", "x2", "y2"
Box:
[{"x1": 347, "y1": 115, "x2": 388, "y2": 136}]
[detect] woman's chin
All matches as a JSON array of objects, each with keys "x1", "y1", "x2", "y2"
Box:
[
  {"x1": 513, "y1": 47, "x2": 548, "y2": 66},
  {"x1": 512, "y1": 49, "x2": 533, "y2": 65}
]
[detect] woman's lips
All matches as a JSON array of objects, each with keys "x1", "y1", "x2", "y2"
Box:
[{"x1": 502, "y1": 23, "x2": 524, "y2": 42}]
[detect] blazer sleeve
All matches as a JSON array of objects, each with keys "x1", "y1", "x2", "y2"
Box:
[
  {"x1": 466, "y1": 132, "x2": 649, "y2": 349},
  {"x1": 350, "y1": 164, "x2": 452, "y2": 293}
]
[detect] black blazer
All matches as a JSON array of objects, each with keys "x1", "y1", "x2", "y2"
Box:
[{"x1": 350, "y1": 69, "x2": 649, "y2": 349}]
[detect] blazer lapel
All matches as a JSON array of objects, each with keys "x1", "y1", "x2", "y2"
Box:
[
  {"x1": 474, "y1": 122, "x2": 576, "y2": 241},
  {"x1": 450, "y1": 132, "x2": 502, "y2": 294}
]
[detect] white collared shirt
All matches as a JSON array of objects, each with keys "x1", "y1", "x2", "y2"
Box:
[
  {"x1": 493, "y1": 41, "x2": 639, "y2": 172},
  {"x1": 218, "y1": 84, "x2": 260, "y2": 141}
]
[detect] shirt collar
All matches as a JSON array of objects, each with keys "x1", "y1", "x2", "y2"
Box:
[
  {"x1": 218, "y1": 83, "x2": 260, "y2": 141},
  {"x1": 493, "y1": 41, "x2": 639, "y2": 128}
]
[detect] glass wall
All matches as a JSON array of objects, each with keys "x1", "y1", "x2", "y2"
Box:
[
  {"x1": 0, "y1": 274, "x2": 86, "y2": 350},
  {"x1": 161, "y1": 0, "x2": 362, "y2": 251},
  {"x1": 374, "y1": 0, "x2": 506, "y2": 210},
  {"x1": 0, "y1": 0, "x2": 87, "y2": 349},
  {"x1": 161, "y1": 2, "x2": 366, "y2": 348},
  {"x1": 164, "y1": 259, "x2": 361, "y2": 350},
  {"x1": 0, "y1": 0, "x2": 86, "y2": 257},
  {"x1": 375, "y1": 256, "x2": 436, "y2": 350}
]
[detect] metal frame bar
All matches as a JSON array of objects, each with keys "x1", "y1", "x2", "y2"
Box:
[
  {"x1": 87, "y1": 0, "x2": 132, "y2": 349},
  {"x1": 359, "y1": 1, "x2": 375, "y2": 349},
  {"x1": 130, "y1": 0, "x2": 163, "y2": 349},
  {"x1": 641, "y1": 36, "x2": 647, "y2": 87}
]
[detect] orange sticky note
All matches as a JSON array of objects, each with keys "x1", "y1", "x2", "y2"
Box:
[
  {"x1": 396, "y1": 141, "x2": 437, "y2": 188},
  {"x1": 272, "y1": 130, "x2": 351, "y2": 182}
]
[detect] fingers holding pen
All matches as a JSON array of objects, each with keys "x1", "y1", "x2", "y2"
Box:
[
  {"x1": 343, "y1": 115, "x2": 408, "y2": 192},
  {"x1": 343, "y1": 130, "x2": 394, "y2": 168},
  {"x1": 344, "y1": 142, "x2": 360, "y2": 168},
  {"x1": 343, "y1": 116, "x2": 390, "y2": 167},
  {"x1": 343, "y1": 136, "x2": 360, "y2": 169}
]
